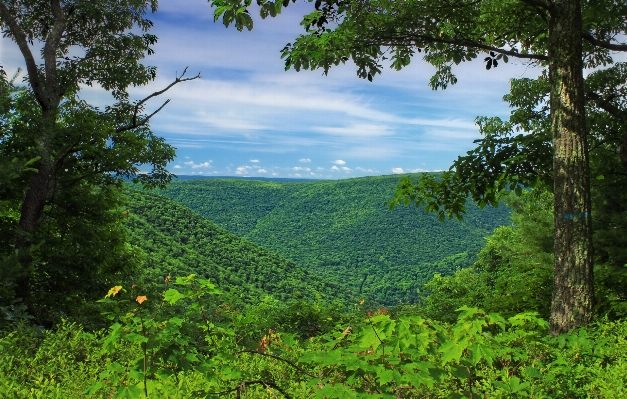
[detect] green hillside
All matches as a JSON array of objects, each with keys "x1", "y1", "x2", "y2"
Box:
[
  {"x1": 154, "y1": 174, "x2": 511, "y2": 305},
  {"x1": 124, "y1": 189, "x2": 348, "y2": 304}
]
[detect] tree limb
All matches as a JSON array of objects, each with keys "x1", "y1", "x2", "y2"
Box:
[
  {"x1": 0, "y1": 2, "x2": 49, "y2": 109},
  {"x1": 582, "y1": 33, "x2": 627, "y2": 52},
  {"x1": 372, "y1": 34, "x2": 548, "y2": 61},
  {"x1": 234, "y1": 350, "x2": 318, "y2": 378},
  {"x1": 42, "y1": 0, "x2": 67, "y2": 105},
  {"x1": 115, "y1": 67, "x2": 200, "y2": 133},
  {"x1": 519, "y1": 0, "x2": 553, "y2": 12},
  {"x1": 587, "y1": 92, "x2": 627, "y2": 120},
  {"x1": 205, "y1": 380, "x2": 292, "y2": 398}
]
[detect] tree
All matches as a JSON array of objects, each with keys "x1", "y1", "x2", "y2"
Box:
[
  {"x1": 211, "y1": 0, "x2": 627, "y2": 334},
  {"x1": 0, "y1": 0, "x2": 198, "y2": 322}
]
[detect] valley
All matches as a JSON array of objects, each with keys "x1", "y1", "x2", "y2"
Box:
[{"x1": 148, "y1": 174, "x2": 511, "y2": 305}]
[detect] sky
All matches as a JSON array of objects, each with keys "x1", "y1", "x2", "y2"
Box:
[{"x1": 0, "y1": 0, "x2": 545, "y2": 179}]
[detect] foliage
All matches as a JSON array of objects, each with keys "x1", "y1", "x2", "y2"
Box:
[
  {"x1": 301, "y1": 306, "x2": 627, "y2": 399},
  {"x1": 154, "y1": 175, "x2": 510, "y2": 305},
  {"x1": 89, "y1": 274, "x2": 322, "y2": 398},
  {"x1": 4, "y1": 291, "x2": 627, "y2": 398}
]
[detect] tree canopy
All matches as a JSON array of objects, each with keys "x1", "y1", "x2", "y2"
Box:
[{"x1": 0, "y1": 0, "x2": 198, "y2": 323}]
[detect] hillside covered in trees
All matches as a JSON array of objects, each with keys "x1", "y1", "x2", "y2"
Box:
[
  {"x1": 125, "y1": 189, "x2": 349, "y2": 305},
  {"x1": 153, "y1": 175, "x2": 511, "y2": 304}
]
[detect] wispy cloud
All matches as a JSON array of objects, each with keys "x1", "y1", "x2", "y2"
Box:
[
  {"x1": 184, "y1": 161, "x2": 212, "y2": 169},
  {"x1": 332, "y1": 160, "x2": 346, "y2": 165}
]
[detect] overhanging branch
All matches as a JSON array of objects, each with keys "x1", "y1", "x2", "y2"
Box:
[
  {"x1": 583, "y1": 33, "x2": 627, "y2": 52},
  {"x1": 372, "y1": 34, "x2": 548, "y2": 61}
]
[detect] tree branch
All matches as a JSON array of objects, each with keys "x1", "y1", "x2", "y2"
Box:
[
  {"x1": 115, "y1": 67, "x2": 200, "y2": 133},
  {"x1": 205, "y1": 380, "x2": 292, "y2": 398},
  {"x1": 41, "y1": 0, "x2": 68, "y2": 106},
  {"x1": 234, "y1": 350, "x2": 318, "y2": 378},
  {"x1": 519, "y1": 0, "x2": 553, "y2": 12},
  {"x1": 373, "y1": 34, "x2": 548, "y2": 61},
  {"x1": 587, "y1": 92, "x2": 627, "y2": 120},
  {"x1": 0, "y1": 2, "x2": 49, "y2": 109},
  {"x1": 582, "y1": 33, "x2": 627, "y2": 52}
]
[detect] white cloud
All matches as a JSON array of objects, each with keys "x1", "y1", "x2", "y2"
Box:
[
  {"x1": 184, "y1": 160, "x2": 212, "y2": 169},
  {"x1": 173, "y1": 165, "x2": 182, "y2": 169},
  {"x1": 330, "y1": 165, "x2": 340, "y2": 171},
  {"x1": 392, "y1": 167, "x2": 405, "y2": 174},
  {"x1": 250, "y1": 159, "x2": 260, "y2": 163},
  {"x1": 315, "y1": 124, "x2": 392, "y2": 137},
  {"x1": 257, "y1": 168, "x2": 267, "y2": 173},
  {"x1": 235, "y1": 166, "x2": 249, "y2": 175},
  {"x1": 293, "y1": 166, "x2": 311, "y2": 171},
  {"x1": 341, "y1": 166, "x2": 352, "y2": 172},
  {"x1": 317, "y1": 167, "x2": 325, "y2": 171},
  {"x1": 299, "y1": 158, "x2": 311, "y2": 163},
  {"x1": 332, "y1": 160, "x2": 346, "y2": 165}
]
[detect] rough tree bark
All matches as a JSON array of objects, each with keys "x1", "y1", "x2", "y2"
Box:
[{"x1": 548, "y1": 0, "x2": 594, "y2": 335}]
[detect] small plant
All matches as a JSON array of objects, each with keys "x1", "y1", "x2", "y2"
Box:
[{"x1": 89, "y1": 275, "x2": 312, "y2": 398}]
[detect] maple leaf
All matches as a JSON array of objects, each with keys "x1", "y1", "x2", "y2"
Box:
[
  {"x1": 105, "y1": 286, "x2": 123, "y2": 298},
  {"x1": 136, "y1": 295, "x2": 147, "y2": 304}
]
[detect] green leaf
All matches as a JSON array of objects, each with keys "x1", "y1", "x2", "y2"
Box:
[
  {"x1": 164, "y1": 288, "x2": 184, "y2": 304},
  {"x1": 469, "y1": 342, "x2": 495, "y2": 366}
]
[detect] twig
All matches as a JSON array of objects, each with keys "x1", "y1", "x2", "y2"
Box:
[{"x1": 234, "y1": 350, "x2": 317, "y2": 378}]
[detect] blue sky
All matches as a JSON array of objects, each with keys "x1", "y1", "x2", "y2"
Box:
[{"x1": 1, "y1": 0, "x2": 544, "y2": 179}]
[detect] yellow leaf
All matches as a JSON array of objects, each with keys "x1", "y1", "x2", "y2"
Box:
[
  {"x1": 136, "y1": 295, "x2": 147, "y2": 304},
  {"x1": 105, "y1": 286, "x2": 123, "y2": 298}
]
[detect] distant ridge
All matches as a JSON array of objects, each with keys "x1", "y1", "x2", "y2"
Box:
[{"x1": 173, "y1": 175, "x2": 318, "y2": 183}]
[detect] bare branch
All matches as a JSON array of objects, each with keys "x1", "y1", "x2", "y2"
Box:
[
  {"x1": 583, "y1": 33, "x2": 627, "y2": 52},
  {"x1": 115, "y1": 67, "x2": 200, "y2": 133},
  {"x1": 0, "y1": 2, "x2": 48, "y2": 109}
]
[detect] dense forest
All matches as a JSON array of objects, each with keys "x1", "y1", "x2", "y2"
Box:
[
  {"x1": 124, "y1": 189, "x2": 349, "y2": 305},
  {"x1": 154, "y1": 175, "x2": 511, "y2": 304}
]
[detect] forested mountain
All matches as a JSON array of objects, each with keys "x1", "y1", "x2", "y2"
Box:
[
  {"x1": 154, "y1": 174, "x2": 511, "y2": 304},
  {"x1": 124, "y1": 189, "x2": 348, "y2": 304}
]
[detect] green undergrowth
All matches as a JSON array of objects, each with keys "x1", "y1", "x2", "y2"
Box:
[{"x1": 2, "y1": 275, "x2": 626, "y2": 398}]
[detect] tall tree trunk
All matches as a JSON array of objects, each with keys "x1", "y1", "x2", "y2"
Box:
[
  {"x1": 14, "y1": 115, "x2": 56, "y2": 307},
  {"x1": 548, "y1": 0, "x2": 594, "y2": 335}
]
